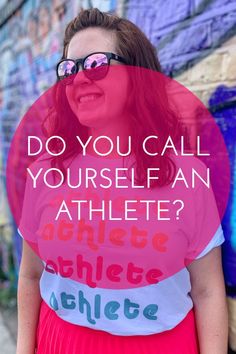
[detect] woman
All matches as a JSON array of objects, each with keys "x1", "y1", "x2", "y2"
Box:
[{"x1": 16, "y1": 8, "x2": 228, "y2": 354}]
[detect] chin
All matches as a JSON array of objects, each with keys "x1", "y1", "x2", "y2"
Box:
[{"x1": 77, "y1": 115, "x2": 104, "y2": 129}]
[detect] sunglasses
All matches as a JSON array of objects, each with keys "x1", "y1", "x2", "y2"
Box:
[{"x1": 56, "y1": 52, "x2": 126, "y2": 84}]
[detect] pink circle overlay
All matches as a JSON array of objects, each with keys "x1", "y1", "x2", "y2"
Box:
[{"x1": 6, "y1": 66, "x2": 230, "y2": 289}]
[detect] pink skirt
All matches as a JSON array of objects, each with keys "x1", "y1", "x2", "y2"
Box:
[{"x1": 36, "y1": 300, "x2": 199, "y2": 354}]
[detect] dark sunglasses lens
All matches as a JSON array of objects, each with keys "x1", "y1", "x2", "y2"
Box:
[
  {"x1": 84, "y1": 53, "x2": 109, "y2": 80},
  {"x1": 57, "y1": 60, "x2": 76, "y2": 84}
]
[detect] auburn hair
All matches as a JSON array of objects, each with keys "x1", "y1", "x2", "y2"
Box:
[{"x1": 44, "y1": 8, "x2": 182, "y2": 187}]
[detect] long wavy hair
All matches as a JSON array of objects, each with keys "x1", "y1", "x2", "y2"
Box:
[{"x1": 44, "y1": 8, "x2": 182, "y2": 187}]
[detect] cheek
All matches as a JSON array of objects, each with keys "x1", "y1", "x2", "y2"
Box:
[
  {"x1": 65, "y1": 85, "x2": 77, "y2": 114},
  {"x1": 64, "y1": 66, "x2": 130, "y2": 119},
  {"x1": 103, "y1": 70, "x2": 130, "y2": 113}
]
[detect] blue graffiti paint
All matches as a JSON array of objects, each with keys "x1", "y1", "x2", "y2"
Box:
[
  {"x1": 126, "y1": 0, "x2": 236, "y2": 75},
  {"x1": 0, "y1": 0, "x2": 117, "y2": 278},
  {"x1": 209, "y1": 85, "x2": 236, "y2": 287}
]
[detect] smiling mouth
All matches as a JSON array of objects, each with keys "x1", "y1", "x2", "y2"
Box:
[{"x1": 78, "y1": 93, "x2": 103, "y2": 104}]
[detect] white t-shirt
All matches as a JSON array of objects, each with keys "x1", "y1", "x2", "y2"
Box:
[{"x1": 19, "y1": 153, "x2": 224, "y2": 335}]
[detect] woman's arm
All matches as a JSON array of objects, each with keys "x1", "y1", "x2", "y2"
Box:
[
  {"x1": 16, "y1": 240, "x2": 44, "y2": 354},
  {"x1": 187, "y1": 246, "x2": 228, "y2": 354}
]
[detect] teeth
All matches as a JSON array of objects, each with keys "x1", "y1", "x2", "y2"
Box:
[{"x1": 79, "y1": 94, "x2": 101, "y2": 103}]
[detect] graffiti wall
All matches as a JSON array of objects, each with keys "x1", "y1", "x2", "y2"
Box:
[
  {"x1": 0, "y1": 0, "x2": 236, "y2": 302},
  {"x1": 0, "y1": 0, "x2": 117, "y2": 295},
  {"x1": 125, "y1": 0, "x2": 236, "y2": 289}
]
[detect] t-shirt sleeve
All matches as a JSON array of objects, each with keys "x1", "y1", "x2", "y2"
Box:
[
  {"x1": 196, "y1": 224, "x2": 224, "y2": 259},
  {"x1": 18, "y1": 166, "x2": 39, "y2": 246},
  {"x1": 185, "y1": 180, "x2": 225, "y2": 261}
]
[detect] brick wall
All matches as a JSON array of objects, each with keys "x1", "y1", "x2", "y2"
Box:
[{"x1": 125, "y1": 0, "x2": 236, "y2": 287}]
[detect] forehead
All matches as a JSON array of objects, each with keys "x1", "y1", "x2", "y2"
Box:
[{"x1": 67, "y1": 27, "x2": 117, "y2": 59}]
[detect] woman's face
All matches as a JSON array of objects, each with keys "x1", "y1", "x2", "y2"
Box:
[{"x1": 66, "y1": 27, "x2": 130, "y2": 132}]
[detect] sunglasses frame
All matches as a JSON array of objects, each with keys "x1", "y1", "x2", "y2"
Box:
[{"x1": 56, "y1": 51, "x2": 127, "y2": 83}]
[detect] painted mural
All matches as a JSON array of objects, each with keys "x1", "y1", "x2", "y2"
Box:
[
  {"x1": 126, "y1": 0, "x2": 236, "y2": 289},
  {"x1": 0, "y1": 0, "x2": 117, "y2": 296}
]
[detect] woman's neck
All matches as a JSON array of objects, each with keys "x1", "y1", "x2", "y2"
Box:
[{"x1": 87, "y1": 119, "x2": 132, "y2": 158}]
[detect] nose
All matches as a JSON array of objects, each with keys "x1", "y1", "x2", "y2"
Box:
[{"x1": 73, "y1": 66, "x2": 92, "y2": 86}]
